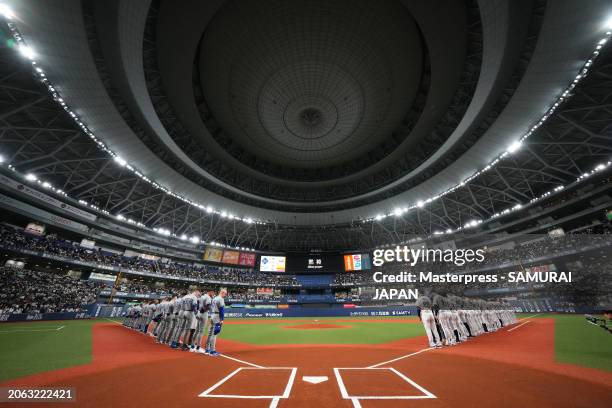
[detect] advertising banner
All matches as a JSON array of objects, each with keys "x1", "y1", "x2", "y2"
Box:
[
  {"x1": 221, "y1": 250, "x2": 240, "y2": 264},
  {"x1": 259, "y1": 255, "x2": 286, "y2": 272},
  {"x1": 343, "y1": 253, "x2": 371, "y2": 271},
  {"x1": 238, "y1": 252, "x2": 256, "y2": 267},
  {"x1": 203, "y1": 247, "x2": 223, "y2": 262}
]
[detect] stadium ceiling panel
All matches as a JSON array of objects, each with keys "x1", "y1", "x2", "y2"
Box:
[{"x1": 1, "y1": 0, "x2": 611, "y2": 250}]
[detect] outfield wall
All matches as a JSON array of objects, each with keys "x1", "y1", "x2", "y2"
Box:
[
  {"x1": 224, "y1": 306, "x2": 418, "y2": 318},
  {"x1": 0, "y1": 304, "x2": 124, "y2": 322}
]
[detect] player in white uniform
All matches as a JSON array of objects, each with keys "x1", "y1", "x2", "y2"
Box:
[
  {"x1": 434, "y1": 294, "x2": 456, "y2": 345},
  {"x1": 205, "y1": 288, "x2": 227, "y2": 356},
  {"x1": 191, "y1": 289, "x2": 214, "y2": 353},
  {"x1": 416, "y1": 295, "x2": 441, "y2": 348}
]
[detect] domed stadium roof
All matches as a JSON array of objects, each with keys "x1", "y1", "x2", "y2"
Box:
[{"x1": 1, "y1": 0, "x2": 611, "y2": 250}]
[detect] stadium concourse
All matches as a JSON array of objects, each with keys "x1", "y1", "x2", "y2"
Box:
[{"x1": 0, "y1": 0, "x2": 612, "y2": 407}]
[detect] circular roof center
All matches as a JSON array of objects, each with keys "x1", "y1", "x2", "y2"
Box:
[
  {"x1": 300, "y1": 108, "x2": 322, "y2": 128},
  {"x1": 197, "y1": 0, "x2": 423, "y2": 170}
]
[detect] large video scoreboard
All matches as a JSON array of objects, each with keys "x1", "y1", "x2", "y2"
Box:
[
  {"x1": 285, "y1": 254, "x2": 344, "y2": 273},
  {"x1": 257, "y1": 253, "x2": 372, "y2": 273}
]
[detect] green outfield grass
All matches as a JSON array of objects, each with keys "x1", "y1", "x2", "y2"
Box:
[
  {"x1": 221, "y1": 317, "x2": 423, "y2": 345},
  {"x1": 519, "y1": 313, "x2": 612, "y2": 372},
  {"x1": 549, "y1": 314, "x2": 611, "y2": 372},
  {"x1": 0, "y1": 314, "x2": 610, "y2": 382},
  {"x1": 0, "y1": 319, "x2": 95, "y2": 382}
]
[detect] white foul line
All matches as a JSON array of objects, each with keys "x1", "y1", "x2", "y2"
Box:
[
  {"x1": 0, "y1": 326, "x2": 65, "y2": 333},
  {"x1": 507, "y1": 321, "x2": 531, "y2": 332},
  {"x1": 367, "y1": 347, "x2": 433, "y2": 368},
  {"x1": 220, "y1": 353, "x2": 265, "y2": 368},
  {"x1": 350, "y1": 397, "x2": 362, "y2": 408},
  {"x1": 519, "y1": 313, "x2": 542, "y2": 320},
  {"x1": 104, "y1": 318, "x2": 123, "y2": 325}
]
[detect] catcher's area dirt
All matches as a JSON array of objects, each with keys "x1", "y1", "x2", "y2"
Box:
[{"x1": 2, "y1": 318, "x2": 611, "y2": 407}]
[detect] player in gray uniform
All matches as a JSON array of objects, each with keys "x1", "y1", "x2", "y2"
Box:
[
  {"x1": 161, "y1": 296, "x2": 179, "y2": 345},
  {"x1": 132, "y1": 303, "x2": 143, "y2": 330},
  {"x1": 191, "y1": 289, "x2": 214, "y2": 353},
  {"x1": 170, "y1": 293, "x2": 188, "y2": 348},
  {"x1": 144, "y1": 301, "x2": 158, "y2": 335},
  {"x1": 153, "y1": 298, "x2": 168, "y2": 339},
  {"x1": 205, "y1": 288, "x2": 227, "y2": 356},
  {"x1": 179, "y1": 290, "x2": 201, "y2": 351}
]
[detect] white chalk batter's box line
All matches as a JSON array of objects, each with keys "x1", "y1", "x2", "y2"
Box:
[
  {"x1": 198, "y1": 367, "x2": 297, "y2": 401},
  {"x1": 333, "y1": 367, "x2": 436, "y2": 404}
]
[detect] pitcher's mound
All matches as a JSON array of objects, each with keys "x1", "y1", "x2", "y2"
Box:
[{"x1": 283, "y1": 323, "x2": 350, "y2": 330}]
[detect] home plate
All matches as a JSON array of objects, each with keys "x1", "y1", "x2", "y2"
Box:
[{"x1": 303, "y1": 376, "x2": 328, "y2": 384}]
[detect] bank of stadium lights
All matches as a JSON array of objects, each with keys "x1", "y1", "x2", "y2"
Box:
[
  {"x1": 381, "y1": 159, "x2": 612, "y2": 247},
  {"x1": 364, "y1": 26, "x2": 612, "y2": 226},
  {"x1": 0, "y1": 7, "x2": 265, "y2": 228},
  {"x1": 113, "y1": 156, "x2": 127, "y2": 167},
  {"x1": 506, "y1": 140, "x2": 523, "y2": 154},
  {"x1": 39, "y1": 175, "x2": 257, "y2": 242},
  {"x1": 0, "y1": 5, "x2": 608, "y2": 235},
  {"x1": 0, "y1": 4, "x2": 14, "y2": 19}
]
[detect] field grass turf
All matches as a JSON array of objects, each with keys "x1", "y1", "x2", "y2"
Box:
[
  {"x1": 0, "y1": 319, "x2": 95, "y2": 382},
  {"x1": 550, "y1": 314, "x2": 612, "y2": 372},
  {"x1": 0, "y1": 314, "x2": 610, "y2": 383},
  {"x1": 221, "y1": 316, "x2": 423, "y2": 345}
]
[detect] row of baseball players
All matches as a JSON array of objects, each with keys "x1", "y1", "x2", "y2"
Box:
[
  {"x1": 416, "y1": 294, "x2": 517, "y2": 347},
  {"x1": 123, "y1": 288, "x2": 228, "y2": 355}
]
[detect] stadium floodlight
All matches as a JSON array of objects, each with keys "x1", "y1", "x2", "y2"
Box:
[
  {"x1": 19, "y1": 45, "x2": 35, "y2": 60},
  {"x1": 180, "y1": 234, "x2": 187, "y2": 240},
  {"x1": 416, "y1": 200, "x2": 425, "y2": 208},
  {"x1": 113, "y1": 156, "x2": 127, "y2": 167},
  {"x1": 0, "y1": 154, "x2": 4, "y2": 163},
  {"x1": 25, "y1": 173, "x2": 37, "y2": 181},
  {"x1": 393, "y1": 208, "x2": 403, "y2": 217},
  {"x1": 606, "y1": 16, "x2": 612, "y2": 30},
  {"x1": 116, "y1": 214, "x2": 125, "y2": 221},
  {"x1": 42, "y1": 181, "x2": 52, "y2": 189},
  {"x1": 190, "y1": 236, "x2": 200, "y2": 244},
  {"x1": 0, "y1": 4, "x2": 14, "y2": 19},
  {"x1": 205, "y1": 206, "x2": 213, "y2": 213},
  {"x1": 506, "y1": 140, "x2": 522, "y2": 154},
  {"x1": 221, "y1": 211, "x2": 227, "y2": 218}
]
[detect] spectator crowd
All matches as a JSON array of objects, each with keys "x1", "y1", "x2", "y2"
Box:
[
  {"x1": 0, "y1": 225, "x2": 298, "y2": 287},
  {"x1": 0, "y1": 267, "x2": 103, "y2": 314}
]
